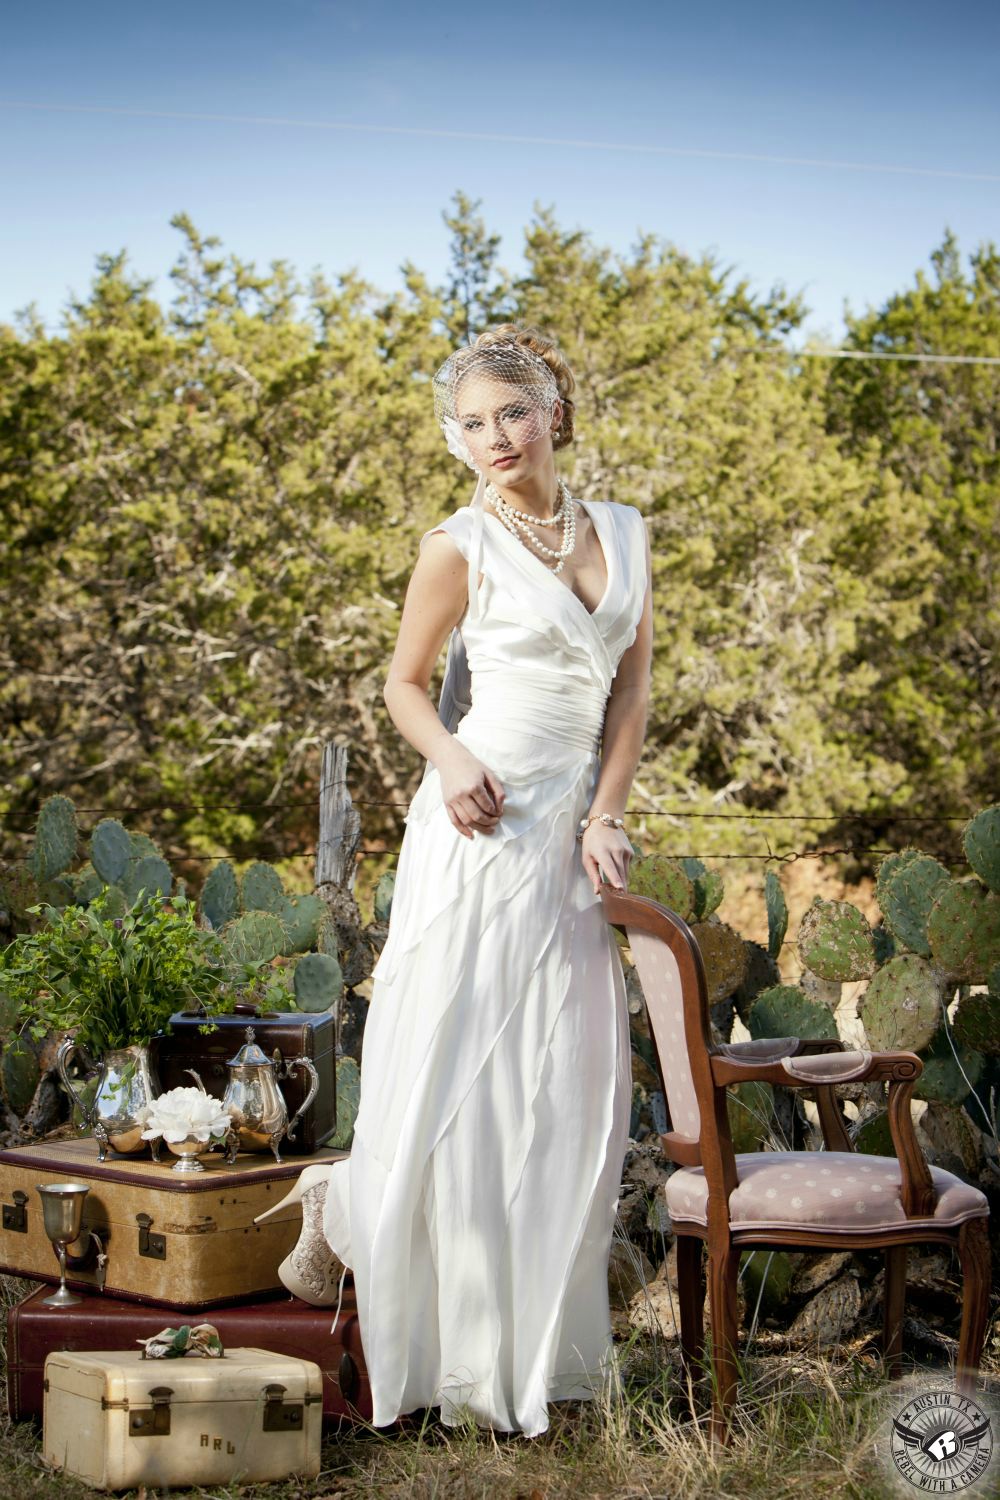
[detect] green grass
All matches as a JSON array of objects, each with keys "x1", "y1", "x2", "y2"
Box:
[{"x1": 1, "y1": 1274, "x2": 997, "y2": 1499}]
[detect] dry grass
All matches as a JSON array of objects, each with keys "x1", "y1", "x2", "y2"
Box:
[{"x1": 2, "y1": 1273, "x2": 998, "y2": 1499}]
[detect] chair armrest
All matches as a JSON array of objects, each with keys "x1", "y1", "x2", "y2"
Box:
[{"x1": 708, "y1": 1048, "x2": 934, "y2": 1216}]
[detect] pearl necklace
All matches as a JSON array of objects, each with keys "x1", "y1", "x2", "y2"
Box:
[{"x1": 486, "y1": 479, "x2": 577, "y2": 575}]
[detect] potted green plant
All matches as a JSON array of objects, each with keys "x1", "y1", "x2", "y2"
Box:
[{"x1": 0, "y1": 885, "x2": 237, "y2": 1157}]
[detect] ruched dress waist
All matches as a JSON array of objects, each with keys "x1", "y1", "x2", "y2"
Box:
[{"x1": 458, "y1": 664, "x2": 608, "y2": 755}]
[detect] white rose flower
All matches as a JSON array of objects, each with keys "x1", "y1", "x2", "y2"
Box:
[{"x1": 141, "y1": 1086, "x2": 232, "y2": 1144}]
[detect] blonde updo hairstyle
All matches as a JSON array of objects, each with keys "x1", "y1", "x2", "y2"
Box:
[{"x1": 453, "y1": 323, "x2": 576, "y2": 452}]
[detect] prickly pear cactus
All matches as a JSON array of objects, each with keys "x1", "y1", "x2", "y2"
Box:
[
  {"x1": 872, "y1": 922, "x2": 896, "y2": 966},
  {"x1": 2, "y1": 1043, "x2": 41, "y2": 1117},
  {"x1": 732, "y1": 940, "x2": 781, "y2": 1025},
  {"x1": 101, "y1": 884, "x2": 128, "y2": 918},
  {"x1": 279, "y1": 894, "x2": 327, "y2": 956},
  {"x1": 220, "y1": 910, "x2": 288, "y2": 966},
  {"x1": 679, "y1": 857, "x2": 724, "y2": 921},
  {"x1": 90, "y1": 818, "x2": 132, "y2": 886},
  {"x1": 748, "y1": 984, "x2": 839, "y2": 1044},
  {"x1": 0, "y1": 861, "x2": 41, "y2": 935},
  {"x1": 690, "y1": 919, "x2": 749, "y2": 1005},
  {"x1": 912, "y1": 1024, "x2": 985, "y2": 1106},
  {"x1": 330, "y1": 1055, "x2": 360, "y2": 1149},
  {"x1": 201, "y1": 861, "x2": 239, "y2": 931},
  {"x1": 765, "y1": 870, "x2": 788, "y2": 961},
  {"x1": 29, "y1": 796, "x2": 78, "y2": 883},
  {"x1": 69, "y1": 863, "x2": 104, "y2": 906},
  {"x1": 727, "y1": 1080, "x2": 776, "y2": 1152},
  {"x1": 373, "y1": 871, "x2": 395, "y2": 925},
  {"x1": 857, "y1": 954, "x2": 943, "y2": 1053},
  {"x1": 963, "y1": 804, "x2": 1000, "y2": 894},
  {"x1": 122, "y1": 854, "x2": 172, "y2": 905},
  {"x1": 628, "y1": 856, "x2": 696, "y2": 923},
  {"x1": 878, "y1": 853, "x2": 951, "y2": 958},
  {"x1": 875, "y1": 847, "x2": 922, "y2": 912},
  {"x1": 797, "y1": 898, "x2": 876, "y2": 982},
  {"x1": 851, "y1": 1110, "x2": 895, "y2": 1157},
  {"x1": 292, "y1": 951, "x2": 343, "y2": 1012},
  {"x1": 952, "y1": 983, "x2": 1000, "y2": 1058},
  {"x1": 241, "y1": 862, "x2": 287, "y2": 916},
  {"x1": 927, "y1": 877, "x2": 1000, "y2": 983}
]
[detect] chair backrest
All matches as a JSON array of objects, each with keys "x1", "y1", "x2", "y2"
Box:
[{"x1": 600, "y1": 887, "x2": 733, "y2": 1180}]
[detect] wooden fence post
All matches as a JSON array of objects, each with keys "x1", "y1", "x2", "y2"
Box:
[{"x1": 316, "y1": 742, "x2": 362, "y2": 892}]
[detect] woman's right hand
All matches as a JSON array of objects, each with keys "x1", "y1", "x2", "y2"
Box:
[{"x1": 437, "y1": 743, "x2": 506, "y2": 840}]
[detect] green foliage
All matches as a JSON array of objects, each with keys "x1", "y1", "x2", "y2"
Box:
[
  {"x1": 0, "y1": 887, "x2": 232, "y2": 1054},
  {"x1": 796, "y1": 897, "x2": 876, "y2": 982}
]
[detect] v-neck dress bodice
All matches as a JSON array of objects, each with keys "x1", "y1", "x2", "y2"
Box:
[{"x1": 321, "y1": 497, "x2": 649, "y2": 1438}]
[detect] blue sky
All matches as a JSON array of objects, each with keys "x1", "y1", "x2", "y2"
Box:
[{"x1": 2, "y1": 0, "x2": 998, "y2": 341}]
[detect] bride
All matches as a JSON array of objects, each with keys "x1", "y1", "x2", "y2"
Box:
[{"x1": 257, "y1": 323, "x2": 653, "y2": 1437}]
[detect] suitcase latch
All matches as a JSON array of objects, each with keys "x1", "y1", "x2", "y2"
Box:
[
  {"x1": 128, "y1": 1386, "x2": 173, "y2": 1436},
  {"x1": 136, "y1": 1213, "x2": 166, "y2": 1260},
  {"x1": 262, "y1": 1383, "x2": 304, "y2": 1431},
  {"x1": 2, "y1": 1190, "x2": 28, "y2": 1233}
]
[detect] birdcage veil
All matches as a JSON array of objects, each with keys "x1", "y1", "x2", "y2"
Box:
[{"x1": 430, "y1": 333, "x2": 564, "y2": 621}]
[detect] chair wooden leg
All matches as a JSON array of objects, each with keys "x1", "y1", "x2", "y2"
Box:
[
  {"x1": 676, "y1": 1234, "x2": 705, "y2": 1381},
  {"x1": 955, "y1": 1216, "x2": 991, "y2": 1394},
  {"x1": 883, "y1": 1244, "x2": 907, "y2": 1381},
  {"x1": 707, "y1": 1244, "x2": 740, "y2": 1448}
]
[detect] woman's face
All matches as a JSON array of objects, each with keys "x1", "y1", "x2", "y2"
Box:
[{"x1": 455, "y1": 373, "x2": 561, "y2": 485}]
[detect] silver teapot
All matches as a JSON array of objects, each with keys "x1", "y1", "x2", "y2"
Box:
[{"x1": 215, "y1": 1027, "x2": 320, "y2": 1165}]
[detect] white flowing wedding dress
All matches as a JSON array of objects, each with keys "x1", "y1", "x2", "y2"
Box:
[{"x1": 322, "y1": 495, "x2": 649, "y2": 1436}]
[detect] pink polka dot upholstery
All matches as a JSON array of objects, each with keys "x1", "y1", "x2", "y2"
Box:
[
  {"x1": 665, "y1": 1151, "x2": 989, "y2": 1232},
  {"x1": 628, "y1": 926, "x2": 699, "y2": 1138}
]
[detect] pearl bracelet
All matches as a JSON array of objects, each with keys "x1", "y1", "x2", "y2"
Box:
[{"x1": 576, "y1": 812, "x2": 626, "y2": 842}]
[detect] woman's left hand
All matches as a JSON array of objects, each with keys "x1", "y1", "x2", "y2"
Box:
[{"x1": 580, "y1": 823, "x2": 633, "y2": 896}]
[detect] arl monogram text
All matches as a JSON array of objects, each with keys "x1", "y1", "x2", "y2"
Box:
[{"x1": 199, "y1": 1434, "x2": 237, "y2": 1453}]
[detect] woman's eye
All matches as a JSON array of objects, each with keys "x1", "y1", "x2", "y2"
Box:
[
  {"x1": 462, "y1": 418, "x2": 483, "y2": 431},
  {"x1": 503, "y1": 406, "x2": 528, "y2": 420}
]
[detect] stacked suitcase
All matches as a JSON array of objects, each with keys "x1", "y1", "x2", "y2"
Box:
[{"x1": 1, "y1": 1008, "x2": 372, "y2": 1433}]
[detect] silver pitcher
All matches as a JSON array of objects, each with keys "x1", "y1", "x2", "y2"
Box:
[
  {"x1": 56, "y1": 1040, "x2": 161, "y2": 1161},
  {"x1": 216, "y1": 1026, "x2": 319, "y2": 1165}
]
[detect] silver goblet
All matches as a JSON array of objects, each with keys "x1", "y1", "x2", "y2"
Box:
[{"x1": 36, "y1": 1182, "x2": 90, "y2": 1307}]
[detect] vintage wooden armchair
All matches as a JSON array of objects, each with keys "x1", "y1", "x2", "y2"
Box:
[{"x1": 601, "y1": 887, "x2": 992, "y2": 1446}]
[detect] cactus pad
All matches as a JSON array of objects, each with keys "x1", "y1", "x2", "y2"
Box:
[
  {"x1": 330, "y1": 1054, "x2": 360, "y2": 1149},
  {"x1": 373, "y1": 871, "x2": 395, "y2": 925},
  {"x1": 240, "y1": 862, "x2": 287, "y2": 915},
  {"x1": 857, "y1": 954, "x2": 943, "y2": 1053},
  {"x1": 912, "y1": 1025, "x2": 984, "y2": 1106},
  {"x1": 128, "y1": 832, "x2": 162, "y2": 861},
  {"x1": 70, "y1": 864, "x2": 104, "y2": 906},
  {"x1": 852, "y1": 1110, "x2": 895, "y2": 1157},
  {"x1": 292, "y1": 951, "x2": 343, "y2": 1012},
  {"x1": 680, "y1": 857, "x2": 724, "y2": 920},
  {"x1": 628, "y1": 856, "x2": 696, "y2": 922},
  {"x1": 927, "y1": 878, "x2": 1000, "y2": 983},
  {"x1": 963, "y1": 804, "x2": 1000, "y2": 894},
  {"x1": 878, "y1": 854, "x2": 951, "y2": 958},
  {"x1": 30, "y1": 796, "x2": 78, "y2": 883},
  {"x1": 765, "y1": 869, "x2": 788, "y2": 961},
  {"x1": 952, "y1": 988, "x2": 1000, "y2": 1057},
  {"x1": 727, "y1": 1080, "x2": 775, "y2": 1152},
  {"x1": 221, "y1": 911, "x2": 287, "y2": 966},
  {"x1": 200, "y1": 861, "x2": 239, "y2": 931},
  {"x1": 797, "y1": 897, "x2": 876, "y2": 982},
  {"x1": 872, "y1": 923, "x2": 896, "y2": 966},
  {"x1": 748, "y1": 984, "x2": 839, "y2": 1043},
  {"x1": 2, "y1": 1043, "x2": 41, "y2": 1116},
  {"x1": 690, "y1": 920, "x2": 749, "y2": 1005},
  {"x1": 279, "y1": 893, "x2": 327, "y2": 955},
  {"x1": 90, "y1": 819, "x2": 132, "y2": 885},
  {"x1": 122, "y1": 855, "x2": 172, "y2": 905},
  {"x1": 731, "y1": 940, "x2": 782, "y2": 1025},
  {"x1": 101, "y1": 884, "x2": 128, "y2": 918},
  {"x1": 875, "y1": 847, "x2": 922, "y2": 909}
]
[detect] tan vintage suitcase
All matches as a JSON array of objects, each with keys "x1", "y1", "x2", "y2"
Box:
[
  {"x1": 43, "y1": 1347, "x2": 323, "y2": 1490},
  {"x1": 0, "y1": 1137, "x2": 346, "y2": 1307}
]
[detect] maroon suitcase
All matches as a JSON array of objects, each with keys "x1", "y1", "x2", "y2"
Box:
[
  {"x1": 6, "y1": 1281, "x2": 371, "y2": 1429},
  {"x1": 150, "y1": 1003, "x2": 337, "y2": 1155}
]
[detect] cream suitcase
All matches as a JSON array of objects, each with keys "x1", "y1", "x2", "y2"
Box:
[{"x1": 42, "y1": 1347, "x2": 323, "y2": 1490}]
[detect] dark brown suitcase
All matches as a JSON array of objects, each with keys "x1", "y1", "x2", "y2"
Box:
[
  {"x1": 151, "y1": 1003, "x2": 336, "y2": 1155},
  {"x1": 6, "y1": 1282, "x2": 371, "y2": 1429}
]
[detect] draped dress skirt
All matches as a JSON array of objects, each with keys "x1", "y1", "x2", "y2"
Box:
[{"x1": 322, "y1": 496, "x2": 649, "y2": 1436}]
